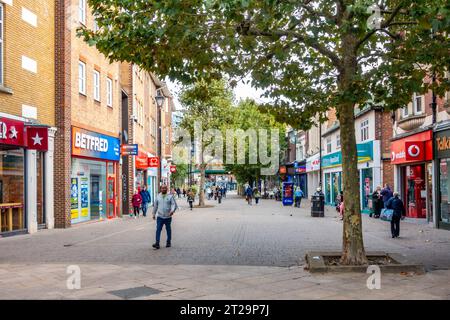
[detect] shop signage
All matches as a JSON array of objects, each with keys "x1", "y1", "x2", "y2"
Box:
[
  {"x1": 435, "y1": 130, "x2": 450, "y2": 159},
  {"x1": 279, "y1": 166, "x2": 287, "y2": 174},
  {"x1": 282, "y1": 182, "x2": 294, "y2": 206},
  {"x1": 0, "y1": 117, "x2": 25, "y2": 147},
  {"x1": 295, "y1": 166, "x2": 306, "y2": 173},
  {"x1": 121, "y1": 144, "x2": 138, "y2": 156},
  {"x1": 148, "y1": 156, "x2": 160, "y2": 168},
  {"x1": 306, "y1": 153, "x2": 320, "y2": 172},
  {"x1": 391, "y1": 130, "x2": 432, "y2": 164},
  {"x1": 170, "y1": 165, "x2": 177, "y2": 173},
  {"x1": 322, "y1": 141, "x2": 374, "y2": 169},
  {"x1": 26, "y1": 127, "x2": 48, "y2": 151},
  {"x1": 72, "y1": 127, "x2": 120, "y2": 161},
  {"x1": 135, "y1": 150, "x2": 149, "y2": 170}
]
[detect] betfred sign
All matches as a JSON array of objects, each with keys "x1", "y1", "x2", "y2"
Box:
[
  {"x1": 26, "y1": 127, "x2": 48, "y2": 151},
  {"x1": 148, "y1": 156, "x2": 160, "y2": 167},
  {"x1": 390, "y1": 130, "x2": 432, "y2": 164},
  {"x1": 0, "y1": 117, "x2": 25, "y2": 147}
]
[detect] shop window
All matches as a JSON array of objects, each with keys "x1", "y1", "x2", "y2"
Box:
[
  {"x1": 0, "y1": 148, "x2": 25, "y2": 233},
  {"x1": 439, "y1": 159, "x2": 450, "y2": 224}
]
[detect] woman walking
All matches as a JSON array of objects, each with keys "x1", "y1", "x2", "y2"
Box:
[
  {"x1": 131, "y1": 189, "x2": 142, "y2": 219},
  {"x1": 253, "y1": 188, "x2": 261, "y2": 205},
  {"x1": 187, "y1": 189, "x2": 195, "y2": 210}
]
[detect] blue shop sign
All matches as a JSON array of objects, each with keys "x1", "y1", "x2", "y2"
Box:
[{"x1": 72, "y1": 126, "x2": 121, "y2": 161}]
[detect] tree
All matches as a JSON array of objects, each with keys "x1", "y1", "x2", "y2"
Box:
[
  {"x1": 224, "y1": 99, "x2": 287, "y2": 188},
  {"x1": 80, "y1": 0, "x2": 450, "y2": 264},
  {"x1": 170, "y1": 163, "x2": 188, "y2": 187},
  {"x1": 178, "y1": 79, "x2": 235, "y2": 207}
]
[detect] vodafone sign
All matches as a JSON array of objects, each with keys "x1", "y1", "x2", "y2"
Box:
[{"x1": 390, "y1": 130, "x2": 432, "y2": 164}]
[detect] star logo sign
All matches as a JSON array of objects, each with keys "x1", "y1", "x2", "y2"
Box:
[
  {"x1": 9, "y1": 126, "x2": 18, "y2": 139},
  {"x1": 32, "y1": 133, "x2": 43, "y2": 146}
]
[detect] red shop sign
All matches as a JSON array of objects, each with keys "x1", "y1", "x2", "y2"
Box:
[
  {"x1": 390, "y1": 130, "x2": 432, "y2": 164},
  {"x1": 26, "y1": 126, "x2": 48, "y2": 151},
  {"x1": 170, "y1": 165, "x2": 177, "y2": 173},
  {"x1": 0, "y1": 117, "x2": 25, "y2": 147},
  {"x1": 135, "y1": 150, "x2": 149, "y2": 170},
  {"x1": 148, "y1": 156, "x2": 160, "y2": 168}
]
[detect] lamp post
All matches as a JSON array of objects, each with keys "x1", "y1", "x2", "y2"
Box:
[{"x1": 155, "y1": 89, "x2": 165, "y2": 192}]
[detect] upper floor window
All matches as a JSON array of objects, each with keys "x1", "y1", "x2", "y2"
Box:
[
  {"x1": 0, "y1": 4, "x2": 4, "y2": 85},
  {"x1": 336, "y1": 134, "x2": 341, "y2": 149},
  {"x1": 413, "y1": 93, "x2": 423, "y2": 114},
  {"x1": 93, "y1": 70, "x2": 100, "y2": 101},
  {"x1": 401, "y1": 106, "x2": 409, "y2": 118},
  {"x1": 78, "y1": 61, "x2": 86, "y2": 95},
  {"x1": 326, "y1": 137, "x2": 332, "y2": 153},
  {"x1": 79, "y1": 0, "x2": 86, "y2": 25},
  {"x1": 106, "y1": 77, "x2": 113, "y2": 107},
  {"x1": 360, "y1": 119, "x2": 369, "y2": 142},
  {"x1": 93, "y1": 14, "x2": 99, "y2": 32}
]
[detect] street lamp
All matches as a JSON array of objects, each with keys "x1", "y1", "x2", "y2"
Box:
[{"x1": 155, "y1": 89, "x2": 165, "y2": 190}]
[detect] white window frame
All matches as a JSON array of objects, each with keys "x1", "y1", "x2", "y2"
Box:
[
  {"x1": 360, "y1": 119, "x2": 369, "y2": 142},
  {"x1": 93, "y1": 14, "x2": 99, "y2": 32},
  {"x1": 401, "y1": 105, "x2": 409, "y2": 118},
  {"x1": 79, "y1": 0, "x2": 86, "y2": 25},
  {"x1": 336, "y1": 134, "x2": 341, "y2": 149},
  {"x1": 93, "y1": 70, "x2": 100, "y2": 101},
  {"x1": 106, "y1": 77, "x2": 113, "y2": 107},
  {"x1": 0, "y1": 4, "x2": 4, "y2": 85},
  {"x1": 78, "y1": 61, "x2": 86, "y2": 95},
  {"x1": 326, "y1": 137, "x2": 332, "y2": 154},
  {"x1": 413, "y1": 93, "x2": 424, "y2": 115}
]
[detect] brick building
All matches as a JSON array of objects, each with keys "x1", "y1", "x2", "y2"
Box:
[
  {"x1": 55, "y1": 0, "x2": 122, "y2": 227},
  {"x1": 0, "y1": 0, "x2": 56, "y2": 236}
]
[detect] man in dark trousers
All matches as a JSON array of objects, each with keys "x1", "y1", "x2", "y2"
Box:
[
  {"x1": 152, "y1": 185, "x2": 178, "y2": 249},
  {"x1": 386, "y1": 192, "x2": 406, "y2": 238},
  {"x1": 139, "y1": 185, "x2": 151, "y2": 217}
]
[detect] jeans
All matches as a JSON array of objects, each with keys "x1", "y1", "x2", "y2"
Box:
[
  {"x1": 133, "y1": 206, "x2": 140, "y2": 216},
  {"x1": 189, "y1": 201, "x2": 193, "y2": 210},
  {"x1": 141, "y1": 202, "x2": 148, "y2": 217},
  {"x1": 255, "y1": 197, "x2": 259, "y2": 204},
  {"x1": 156, "y1": 217, "x2": 172, "y2": 244},
  {"x1": 295, "y1": 197, "x2": 302, "y2": 208},
  {"x1": 391, "y1": 214, "x2": 401, "y2": 237}
]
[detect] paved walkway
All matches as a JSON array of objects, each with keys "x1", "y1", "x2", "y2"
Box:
[{"x1": 0, "y1": 193, "x2": 449, "y2": 299}]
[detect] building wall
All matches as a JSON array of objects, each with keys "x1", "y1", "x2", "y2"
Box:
[{"x1": 0, "y1": 0, "x2": 55, "y2": 125}]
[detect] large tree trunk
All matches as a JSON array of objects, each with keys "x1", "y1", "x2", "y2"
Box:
[
  {"x1": 338, "y1": 34, "x2": 368, "y2": 265},
  {"x1": 198, "y1": 164, "x2": 206, "y2": 207}
]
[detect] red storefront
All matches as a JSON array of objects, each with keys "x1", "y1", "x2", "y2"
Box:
[{"x1": 391, "y1": 130, "x2": 433, "y2": 219}]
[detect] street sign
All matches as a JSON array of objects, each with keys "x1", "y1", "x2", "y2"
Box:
[
  {"x1": 121, "y1": 144, "x2": 138, "y2": 156},
  {"x1": 148, "y1": 156, "x2": 160, "y2": 167},
  {"x1": 170, "y1": 165, "x2": 177, "y2": 173}
]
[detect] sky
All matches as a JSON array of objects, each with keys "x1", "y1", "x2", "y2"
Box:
[{"x1": 166, "y1": 79, "x2": 269, "y2": 111}]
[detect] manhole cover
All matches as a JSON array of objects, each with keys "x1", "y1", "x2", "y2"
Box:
[{"x1": 108, "y1": 286, "x2": 162, "y2": 299}]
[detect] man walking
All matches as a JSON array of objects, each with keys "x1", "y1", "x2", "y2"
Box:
[
  {"x1": 152, "y1": 185, "x2": 178, "y2": 249},
  {"x1": 245, "y1": 185, "x2": 253, "y2": 205},
  {"x1": 294, "y1": 187, "x2": 304, "y2": 208},
  {"x1": 140, "y1": 185, "x2": 151, "y2": 217},
  {"x1": 381, "y1": 184, "x2": 393, "y2": 208},
  {"x1": 386, "y1": 192, "x2": 406, "y2": 238}
]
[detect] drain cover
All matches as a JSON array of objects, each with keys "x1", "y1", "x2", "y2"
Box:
[{"x1": 108, "y1": 286, "x2": 162, "y2": 299}]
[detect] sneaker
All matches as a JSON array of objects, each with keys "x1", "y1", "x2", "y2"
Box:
[
  {"x1": 166, "y1": 243, "x2": 171, "y2": 248},
  {"x1": 152, "y1": 243, "x2": 160, "y2": 249}
]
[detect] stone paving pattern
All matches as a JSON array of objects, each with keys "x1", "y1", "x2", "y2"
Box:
[{"x1": 0, "y1": 193, "x2": 449, "y2": 299}]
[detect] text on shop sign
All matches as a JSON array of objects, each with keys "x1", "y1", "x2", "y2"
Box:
[{"x1": 74, "y1": 132, "x2": 109, "y2": 153}]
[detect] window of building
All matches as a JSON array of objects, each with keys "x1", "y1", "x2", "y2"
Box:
[
  {"x1": 413, "y1": 93, "x2": 423, "y2": 114},
  {"x1": 0, "y1": 4, "x2": 3, "y2": 85},
  {"x1": 106, "y1": 78, "x2": 113, "y2": 107},
  {"x1": 93, "y1": 14, "x2": 99, "y2": 32},
  {"x1": 79, "y1": 0, "x2": 86, "y2": 25},
  {"x1": 326, "y1": 137, "x2": 332, "y2": 153},
  {"x1": 78, "y1": 61, "x2": 86, "y2": 95},
  {"x1": 93, "y1": 70, "x2": 100, "y2": 101},
  {"x1": 401, "y1": 106, "x2": 409, "y2": 118},
  {"x1": 336, "y1": 134, "x2": 341, "y2": 149},
  {"x1": 360, "y1": 119, "x2": 369, "y2": 142},
  {"x1": 166, "y1": 129, "x2": 169, "y2": 144}
]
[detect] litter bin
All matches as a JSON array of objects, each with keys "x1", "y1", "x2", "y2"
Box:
[{"x1": 311, "y1": 193, "x2": 325, "y2": 217}]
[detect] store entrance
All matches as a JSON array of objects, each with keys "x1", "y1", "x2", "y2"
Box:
[{"x1": 402, "y1": 164, "x2": 427, "y2": 218}]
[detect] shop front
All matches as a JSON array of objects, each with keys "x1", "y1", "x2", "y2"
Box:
[
  {"x1": 294, "y1": 160, "x2": 307, "y2": 197},
  {"x1": 391, "y1": 130, "x2": 433, "y2": 220},
  {"x1": 1, "y1": 115, "x2": 54, "y2": 236},
  {"x1": 306, "y1": 153, "x2": 320, "y2": 197},
  {"x1": 322, "y1": 140, "x2": 379, "y2": 211},
  {"x1": 71, "y1": 127, "x2": 120, "y2": 224},
  {"x1": 434, "y1": 126, "x2": 450, "y2": 230}
]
